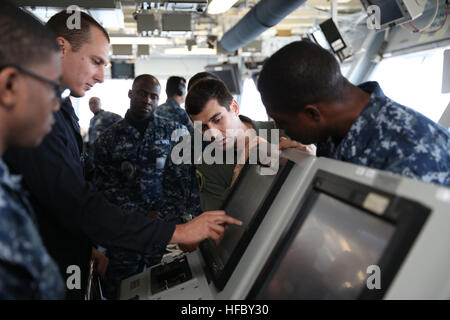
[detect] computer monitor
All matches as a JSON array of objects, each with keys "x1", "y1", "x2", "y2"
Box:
[
  {"x1": 363, "y1": 0, "x2": 404, "y2": 26},
  {"x1": 161, "y1": 13, "x2": 192, "y2": 31},
  {"x1": 361, "y1": 0, "x2": 426, "y2": 30},
  {"x1": 200, "y1": 157, "x2": 294, "y2": 291},
  {"x1": 248, "y1": 170, "x2": 430, "y2": 300},
  {"x1": 308, "y1": 27, "x2": 331, "y2": 51},
  {"x1": 308, "y1": 19, "x2": 351, "y2": 62},
  {"x1": 319, "y1": 19, "x2": 351, "y2": 62},
  {"x1": 111, "y1": 61, "x2": 135, "y2": 79},
  {"x1": 204, "y1": 63, "x2": 242, "y2": 95}
]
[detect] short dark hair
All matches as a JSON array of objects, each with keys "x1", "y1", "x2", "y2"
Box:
[
  {"x1": 258, "y1": 40, "x2": 347, "y2": 113},
  {"x1": 46, "y1": 10, "x2": 110, "y2": 52},
  {"x1": 185, "y1": 78, "x2": 233, "y2": 115},
  {"x1": 166, "y1": 76, "x2": 186, "y2": 97},
  {"x1": 187, "y1": 71, "x2": 219, "y2": 91},
  {"x1": 132, "y1": 74, "x2": 160, "y2": 89},
  {"x1": 0, "y1": 1, "x2": 59, "y2": 68}
]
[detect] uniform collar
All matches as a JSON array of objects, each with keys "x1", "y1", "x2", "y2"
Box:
[
  {"x1": 239, "y1": 114, "x2": 255, "y2": 128},
  {"x1": 0, "y1": 157, "x2": 22, "y2": 192},
  {"x1": 166, "y1": 98, "x2": 180, "y2": 108},
  {"x1": 124, "y1": 109, "x2": 156, "y2": 138},
  {"x1": 60, "y1": 97, "x2": 79, "y2": 121},
  {"x1": 317, "y1": 81, "x2": 389, "y2": 159},
  {"x1": 93, "y1": 109, "x2": 105, "y2": 117}
]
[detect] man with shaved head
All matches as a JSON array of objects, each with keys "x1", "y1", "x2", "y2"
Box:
[
  {"x1": 93, "y1": 74, "x2": 201, "y2": 299},
  {"x1": 257, "y1": 40, "x2": 450, "y2": 186},
  {"x1": 88, "y1": 96, "x2": 121, "y2": 146}
]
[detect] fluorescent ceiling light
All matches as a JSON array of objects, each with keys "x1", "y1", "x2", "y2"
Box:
[
  {"x1": 25, "y1": 7, "x2": 124, "y2": 29},
  {"x1": 110, "y1": 37, "x2": 171, "y2": 45},
  {"x1": 207, "y1": 0, "x2": 239, "y2": 15},
  {"x1": 164, "y1": 47, "x2": 216, "y2": 56}
]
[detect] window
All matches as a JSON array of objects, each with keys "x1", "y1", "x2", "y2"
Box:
[
  {"x1": 239, "y1": 77, "x2": 269, "y2": 121},
  {"x1": 74, "y1": 79, "x2": 169, "y2": 132},
  {"x1": 368, "y1": 46, "x2": 450, "y2": 123}
]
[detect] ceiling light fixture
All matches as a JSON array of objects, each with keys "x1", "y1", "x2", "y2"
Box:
[
  {"x1": 110, "y1": 36, "x2": 171, "y2": 45},
  {"x1": 207, "y1": 0, "x2": 239, "y2": 15},
  {"x1": 164, "y1": 47, "x2": 216, "y2": 56}
]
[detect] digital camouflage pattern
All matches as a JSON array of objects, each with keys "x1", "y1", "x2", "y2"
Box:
[
  {"x1": 158, "y1": 147, "x2": 202, "y2": 224},
  {"x1": 317, "y1": 82, "x2": 450, "y2": 187},
  {"x1": 156, "y1": 98, "x2": 193, "y2": 133},
  {"x1": 0, "y1": 158, "x2": 64, "y2": 299},
  {"x1": 92, "y1": 113, "x2": 198, "y2": 299},
  {"x1": 88, "y1": 110, "x2": 122, "y2": 145}
]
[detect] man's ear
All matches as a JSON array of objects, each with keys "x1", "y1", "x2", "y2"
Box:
[
  {"x1": 230, "y1": 99, "x2": 240, "y2": 115},
  {"x1": 0, "y1": 68, "x2": 20, "y2": 111},
  {"x1": 56, "y1": 36, "x2": 69, "y2": 57},
  {"x1": 128, "y1": 90, "x2": 132, "y2": 99},
  {"x1": 303, "y1": 104, "x2": 321, "y2": 122}
]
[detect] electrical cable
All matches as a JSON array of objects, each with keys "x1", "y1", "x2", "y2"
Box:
[
  {"x1": 409, "y1": 0, "x2": 440, "y2": 32},
  {"x1": 408, "y1": 0, "x2": 448, "y2": 34}
]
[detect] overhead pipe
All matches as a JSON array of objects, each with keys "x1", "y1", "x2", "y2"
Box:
[{"x1": 218, "y1": 0, "x2": 308, "y2": 53}]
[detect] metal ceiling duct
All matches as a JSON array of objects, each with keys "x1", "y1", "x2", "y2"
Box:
[{"x1": 218, "y1": 0, "x2": 307, "y2": 53}]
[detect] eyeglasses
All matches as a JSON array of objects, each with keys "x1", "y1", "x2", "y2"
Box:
[{"x1": 0, "y1": 64, "x2": 71, "y2": 102}]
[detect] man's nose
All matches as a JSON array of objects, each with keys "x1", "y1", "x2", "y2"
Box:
[
  {"x1": 209, "y1": 127, "x2": 224, "y2": 141},
  {"x1": 94, "y1": 67, "x2": 105, "y2": 84}
]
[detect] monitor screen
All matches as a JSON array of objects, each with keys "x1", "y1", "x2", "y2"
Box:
[
  {"x1": 255, "y1": 192, "x2": 395, "y2": 299},
  {"x1": 200, "y1": 157, "x2": 294, "y2": 290},
  {"x1": 204, "y1": 64, "x2": 242, "y2": 95},
  {"x1": 364, "y1": 0, "x2": 404, "y2": 26},
  {"x1": 309, "y1": 29, "x2": 331, "y2": 51},
  {"x1": 111, "y1": 62, "x2": 135, "y2": 79},
  {"x1": 162, "y1": 13, "x2": 192, "y2": 31},
  {"x1": 319, "y1": 19, "x2": 347, "y2": 53},
  {"x1": 248, "y1": 170, "x2": 430, "y2": 300}
]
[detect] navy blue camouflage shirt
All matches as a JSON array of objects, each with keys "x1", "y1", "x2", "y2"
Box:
[
  {"x1": 159, "y1": 137, "x2": 202, "y2": 224},
  {"x1": 88, "y1": 110, "x2": 122, "y2": 145},
  {"x1": 93, "y1": 112, "x2": 200, "y2": 223},
  {"x1": 317, "y1": 82, "x2": 450, "y2": 187},
  {"x1": 0, "y1": 158, "x2": 64, "y2": 299},
  {"x1": 156, "y1": 98, "x2": 193, "y2": 133}
]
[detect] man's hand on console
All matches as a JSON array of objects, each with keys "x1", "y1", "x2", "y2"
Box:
[
  {"x1": 170, "y1": 210, "x2": 242, "y2": 248},
  {"x1": 279, "y1": 136, "x2": 316, "y2": 155}
]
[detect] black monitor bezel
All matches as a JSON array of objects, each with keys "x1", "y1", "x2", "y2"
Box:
[
  {"x1": 361, "y1": 0, "x2": 407, "y2": 28},
  {"x1": 111, "y1": 61, "x2": 135, "y2": 79},
  {"x1": 204, "y1": 63, "x2": 242, "y2": 95},
  {"x1": 248, "y1": 170, "x2": 430, "y2": 300},
  {"x1": 319, "y1": 18, "x2": 347, "y2": 53},
  {"x1": 200, "y1": 158, "x2": 295, "y2": 291}
]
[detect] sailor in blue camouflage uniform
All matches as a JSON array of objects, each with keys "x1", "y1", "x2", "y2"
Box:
[
  {"x1": 88, "y1": 96, "x2": 122, "y2": 146},
  {"x1": 315, "y1": 82, "x2": 450, "y2": 186},
  {"x1": 158, "y1": 136, "x2": 202, "y2": 225},
  {"x1": 258, "y1": 40, "x2": 450, "y2": 187},
  {"x1": 0, "y1": 160, "x2": 64, "y2": 299},
  {"x1": 85, "y1": 97, "x2": 122, "y2": 182},
  {"x1": 0, "y1": 0, "x2": 65, "y2": 299},
  {"x1": 155, "y1": 76, "x2": 193, "y2": 132},
  {"x1": 93, "y1": 74, "x2": 199, "y2": 299}
]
